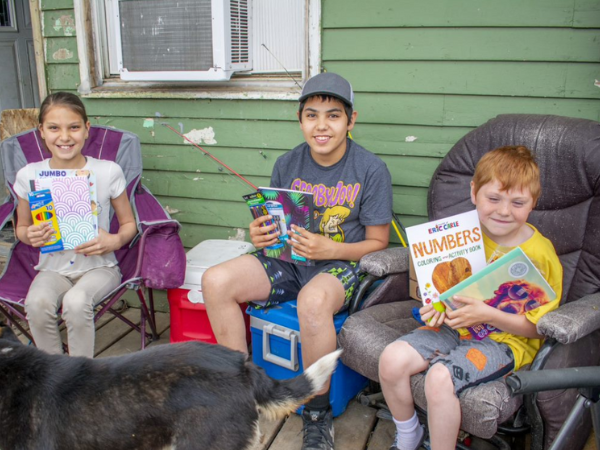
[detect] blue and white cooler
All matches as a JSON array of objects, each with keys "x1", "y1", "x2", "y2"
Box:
[{"x1": 247, "y1": 300, "x2": 368, "y2": 417}]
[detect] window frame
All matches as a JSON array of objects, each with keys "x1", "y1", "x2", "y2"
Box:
[
  {"x1": 0, "y1": 0, "x2": 17, "y2": 32},
  {"x1": 75, "y1": 0, "x2": 322, "y2": 99}
]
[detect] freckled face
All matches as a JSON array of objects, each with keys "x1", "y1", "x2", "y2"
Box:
[
  {"x1": 298, "y1": 97, "x2": 357, "y2": 166},
  {"x1": 471, "y1": 180, "x2": 534, "y2": 246},
  {"x1": 39, "y1": 106, "x2": 90, "y2": 169}
]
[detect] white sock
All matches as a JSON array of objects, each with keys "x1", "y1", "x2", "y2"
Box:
[{"x1": 393, "y1": 412, "x2": 424, "y2": 450}]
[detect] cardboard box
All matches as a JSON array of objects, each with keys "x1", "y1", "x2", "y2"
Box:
[
  {"x1": 167, "y1": 240, "x2": 255, "y2": 344},
  {"x1": 248, "y1": 300, "x2": 368, "y2": 417}
]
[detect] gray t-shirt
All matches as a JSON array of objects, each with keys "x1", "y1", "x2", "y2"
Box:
[{"x1": 271, "y1": 139, "x2": 393, "y2": 244}]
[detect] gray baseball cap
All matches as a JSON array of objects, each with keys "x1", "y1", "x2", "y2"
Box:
[{"x1": 299, "y1": 72, "x2": 354, "y2": 107}]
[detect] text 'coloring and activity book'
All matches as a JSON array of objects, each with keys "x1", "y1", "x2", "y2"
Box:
[
  {"x1": 32, "y1": 169, "x2": 98, "y2": 252},
  {"x1": 405, "y1": 209, "x2": 487, "y2": 312},
  {"x1": 243, "y1": 187, "x2": 315, "y2": 266},
  {"x1": 440, "y1": 246, "x2": 556, "y2": 340}
]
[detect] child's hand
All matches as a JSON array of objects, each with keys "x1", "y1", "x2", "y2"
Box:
[
  {"x1": 249, "y1": 215, "x2": 280, "y2": 249},
  {"x1": 445, "y1": 295, "x2": 491, "y2": 329},
  {"x1": 419, "y1": 304, "x2": 446, "y2": 328},
  {"x1": 26, "y1": 222, "x2": 54, "y2": 248},
  {"x1": 288, "y1": 225, "x2": 335, "y2": 260},
  {"x1": 75, "y1": 229, "x2": 121, "y2": 256}
]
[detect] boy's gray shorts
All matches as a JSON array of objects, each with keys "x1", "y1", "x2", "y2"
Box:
[{"x1": 398, "y1": 325, "x2": 515, "y2": 394}]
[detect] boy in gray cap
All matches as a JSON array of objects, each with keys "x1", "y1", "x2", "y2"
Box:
[{"x1": 203, "y1": 72, "x2": 393, "y2": 450}]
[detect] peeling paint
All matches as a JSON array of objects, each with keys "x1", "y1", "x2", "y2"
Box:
[
  {"x1": 165, "y1": 206, "x2": 180, "y2": 215},
  {"x1": 229, "y1": 228, "x2": 246, "y2": 241},
  {"x1": 183, "y1": 127, "x2": 217, "y2": 145},
  {"x1": 405, "y1": 136, "x2": 418, "y2": 142},
  {"x1": 53, "y1": 15, "x2": 76, "y2": 36},
  {"x1": 52, "y1": 48, "x2": 73, "y2": 60},
  {"x1": 595, "y1": 80, "x2": 600, "y2": 88},
  {"x1": 143, "y1": 118, "x2": 155, "y2": 128}
]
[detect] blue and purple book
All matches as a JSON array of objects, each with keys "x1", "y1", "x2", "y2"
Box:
[
  {"x1": 440, "y1": 247, "x2": 556, "y2": 340},
  {"x1": 243, "y1": 187, "x2": 314, "y2": 266}
]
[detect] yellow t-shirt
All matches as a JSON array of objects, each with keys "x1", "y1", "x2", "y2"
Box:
[{"x1": 457, "y1": 224, "x2": 563, "y2": 371}]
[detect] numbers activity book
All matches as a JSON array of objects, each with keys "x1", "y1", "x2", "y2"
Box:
[
  {"x1": 243, "y1": 187, "x2": 315, "y2": 266},
  {"x1": 405, "y1": 210, "x2": 487, "y2": 312},
  {"x1": 440, "y1": 246, "x2": 556, "y2": 340}
]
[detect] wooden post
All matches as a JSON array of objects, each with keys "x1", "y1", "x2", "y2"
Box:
[{"x1": 29, "y1": 0, "x2": 47, "y2": 101}]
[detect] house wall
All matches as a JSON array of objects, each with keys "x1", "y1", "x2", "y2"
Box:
[{"x1": 40, "y1": 0, "x2": 600, "y2": 250}]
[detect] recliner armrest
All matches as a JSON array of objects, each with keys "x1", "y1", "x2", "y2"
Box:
[
  {"x1": 359, "y1": 246, "x2": 409, "y2": 277},
  {"x1": 537, "y1": 293, "x2": 600, "y2": 344}
]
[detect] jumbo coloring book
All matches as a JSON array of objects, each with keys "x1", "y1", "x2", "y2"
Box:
[{"x1": 33, "y1": 169, "x2": 98, "y2": 251}]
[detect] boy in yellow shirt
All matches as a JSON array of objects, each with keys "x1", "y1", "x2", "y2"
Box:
[{"x1": 379, "y1": 146, "x2": 563, "y2": 450}]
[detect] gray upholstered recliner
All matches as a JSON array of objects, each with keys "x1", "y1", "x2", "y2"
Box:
[{"x1": 338, "y1": 114, "x2": 600, "y2": 450}]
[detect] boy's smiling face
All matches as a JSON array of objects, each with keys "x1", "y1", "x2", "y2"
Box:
[
  {"x1": 471, "y1": 179, "x2": 534, "y2": 246},
  {"x1": 298, "y1": 96, "x2": 357, "y2": 166}
]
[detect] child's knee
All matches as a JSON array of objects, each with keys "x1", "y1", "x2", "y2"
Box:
[
  {"x1": 379, "y1": 341, "x2": 414, "y2": 383},
  {"x1": 201, "y1": 265, "x2": 232, "y2": 300},
  {"x1": 25, "y1": 294, "x2": 57, "y2": 322},
  {"x1": 62, "y1": 289, "x2": 94, "y2": 320},
  {"x1": 424, "y1": 363, "x2": 456, "y2": 401}
]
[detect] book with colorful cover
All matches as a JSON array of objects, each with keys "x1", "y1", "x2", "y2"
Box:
[
  {"x1": 405, "y1": 209, "x2": 487, "y2": 312},
  {"x1": 33, "y1": 170, "x2": 97, "y2": 251},
  {"x1": 440, "y1": 246, "x2": 556, "y2": 340},
  {"x1": 243, "y1": 187, "x2": 314, "y2": 266}
]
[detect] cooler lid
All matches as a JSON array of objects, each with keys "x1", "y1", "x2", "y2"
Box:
[{"x1": 186, "y1": 239, "x2": 255, "y2": 269}]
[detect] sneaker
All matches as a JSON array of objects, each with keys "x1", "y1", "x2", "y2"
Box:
[
  {"x1": 301, "y1": 408, "x2": 334, "y2": 450},
  {"x1": 388, "y1": 425, "x2": 426, "y2": 450}
]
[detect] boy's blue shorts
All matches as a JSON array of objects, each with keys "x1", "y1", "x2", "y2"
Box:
[{"x1": 249, "y1": 251, "x2": 364, "y2": 311}]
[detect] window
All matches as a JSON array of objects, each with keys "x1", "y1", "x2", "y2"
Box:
[
  {"x1": 86, "y1": 0, "x2": 316, "y2": 87},
  {"x1": 0, "y1": 0, "x2": 16, "y2": 31}
]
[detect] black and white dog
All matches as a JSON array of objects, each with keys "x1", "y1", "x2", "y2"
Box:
[{"x1": 0, "y1": 322, "x2": 341, "y2": 450}]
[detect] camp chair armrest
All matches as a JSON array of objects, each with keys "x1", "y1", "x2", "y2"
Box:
[
  {"x1": 536, "y1": 293, "x2": 600, "y2": 345},
  {"x1": 359, "y1": 246, "x2": 409, "y2": 277}
]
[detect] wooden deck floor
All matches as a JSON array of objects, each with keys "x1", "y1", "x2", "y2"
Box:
[{"x1": 10, "y1": 308, "x2": 598, "y2": 450}]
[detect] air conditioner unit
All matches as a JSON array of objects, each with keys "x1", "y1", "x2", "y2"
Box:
[{"x1": 115, "y1": 0, "x2": 252, "y2": 81}]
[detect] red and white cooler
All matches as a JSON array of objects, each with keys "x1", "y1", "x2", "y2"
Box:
[{"x1": 167, "y1": 239, "x2": 255, "y2": 344}]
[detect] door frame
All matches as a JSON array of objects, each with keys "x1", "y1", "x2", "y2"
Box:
[{"x1": 28, "y1": 0, "x2": 46, "y2": 102}]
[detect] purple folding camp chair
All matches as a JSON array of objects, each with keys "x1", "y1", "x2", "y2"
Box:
[{"x1": 0, "y1": 125, "x2": 186, "y2": 351}]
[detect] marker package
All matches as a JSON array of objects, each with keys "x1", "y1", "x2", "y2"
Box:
[
  {"x1": 242, "y1": 192, "x2": 284, "y2": 250},
  {"x1": 28, "y1": 189, "x2": 64, "y2": 253}
]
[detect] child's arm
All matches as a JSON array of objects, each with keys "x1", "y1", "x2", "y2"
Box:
[
  {"x1": 75, "y1": 191, "x2": 137, "y2": 256},
  {"x1": 288, "y1": 223, "x2": 390, "y2": 261},
  {"x1": 15, "y1": 195, "x2": 55, "y2": 247},
  {"x1": 445, "y1": 295, "x2": 543, "y2": 339}
]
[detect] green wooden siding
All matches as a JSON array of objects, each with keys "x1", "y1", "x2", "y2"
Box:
[
  {"x1": 322, "y1": 0, "x2": 600, "y2": 236},
  {"x1": 41, "y1": 2, "x2": 80, "y2": 91},
  {"x1": 40, "y1": 0, "x2": 600, "y2": 250}
]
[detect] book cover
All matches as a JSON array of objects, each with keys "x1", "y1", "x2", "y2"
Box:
[
  {"x1": 440, "y1": 247, "x2": 556, "y2": 340},
  {"x1": 405, "y1": 210, "x2": 487, "y2": 312},
  {"x1": 33, "y1": 173, "x2": 97, "y2": 251},
  {"x1": 34, "y1": 169, "x2": 99, "y2": 232},
  {"x1": 244, "y1": 187, "x2": 315, "y2": 266}
]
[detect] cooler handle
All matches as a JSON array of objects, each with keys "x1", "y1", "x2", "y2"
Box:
[{"x1": 263, "y1": 323, "x2": 299, "y2": 372}]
